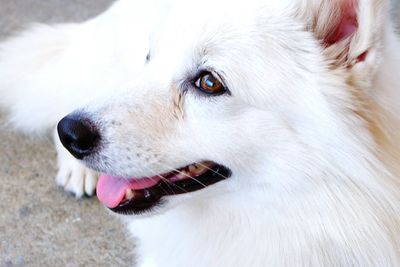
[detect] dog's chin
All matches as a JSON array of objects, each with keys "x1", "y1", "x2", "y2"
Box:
[{"x1": 94, "y1": 161, "x2": 232, "y2": 215}]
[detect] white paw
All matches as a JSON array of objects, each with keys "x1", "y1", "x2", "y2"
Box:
[
  {"x1": 54, "y1": 128, "x2": 99, "y2": 197},
  {"x1": 55, "y1": 156, "x2": 99, "y2": 197}
]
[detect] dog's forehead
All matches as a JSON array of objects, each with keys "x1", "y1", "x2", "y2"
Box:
[
  {"x1": 157, "y1": 1, "x2": 294, "y2": 43},
  {"x1": 152, "y1": 0, "x2": 301, "y2": 66}
]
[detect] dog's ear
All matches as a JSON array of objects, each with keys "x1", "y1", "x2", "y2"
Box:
[{"x1": 298, "y1": 0, "x2": 388, "y2": 85}]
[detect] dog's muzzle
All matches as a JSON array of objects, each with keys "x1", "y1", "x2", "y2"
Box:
[{"x1": 57, "y1": 114, "x2": 232, "y2": 215}]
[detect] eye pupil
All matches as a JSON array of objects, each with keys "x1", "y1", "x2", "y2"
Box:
[{"x1": 197, "y1": 72, "x2": 225, "y2": 95}]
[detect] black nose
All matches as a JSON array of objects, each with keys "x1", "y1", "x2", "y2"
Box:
[{"x1": 57, "y1": 114, "x2": 100, "y2": 159}]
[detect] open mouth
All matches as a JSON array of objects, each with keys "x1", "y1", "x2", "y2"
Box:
[{"x1": 96, "y1": 161, "x2": 231, "y2": 214}]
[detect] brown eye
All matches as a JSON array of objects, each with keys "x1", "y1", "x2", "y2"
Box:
[{"x1": 195, "y1": 72, "x2": 226, "y2": 95}]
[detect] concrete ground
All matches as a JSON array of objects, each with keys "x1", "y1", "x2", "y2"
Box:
[
  {"x1": 0, "y1": 1, "x2": 133, "y2": 266},
  {"x1": 0, "y1": 1, "x2": 399, "y2": 267}
]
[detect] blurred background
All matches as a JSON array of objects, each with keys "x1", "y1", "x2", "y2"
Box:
[{"x1": 0, "y1": 0, "x2": 399, "y2": 266}]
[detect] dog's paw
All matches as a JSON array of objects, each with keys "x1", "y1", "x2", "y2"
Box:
[
  {"x1": 55, "y1": 157, "x2": 99, "y2": 198},
  {"x1": 54, "y1": 128, "x2": 99, "y2": 198}
]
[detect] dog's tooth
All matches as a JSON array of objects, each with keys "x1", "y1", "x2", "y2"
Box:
[
  {"x1": 188, "y1": 165, "x2": 197, "y2": 173},
  {"x1": 183, "y1": 169, "x2": 192, "y2": 176},
  {"x1": 126, "y1": 189, "x2": 134, "y2": 200},
  {"x1": 176, "y1": 172, "x2": 188, "y2": 179},
  {"x1": 198, "y1": 164, "x2": 208, "y2": 171}
]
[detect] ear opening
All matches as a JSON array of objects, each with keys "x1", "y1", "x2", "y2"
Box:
[
  {"x1": 298, "y1": 0, "x2": 388, "y2": 69},
  {"x1": 317, "y1": 0, "x2": 359, "y2": 46}
]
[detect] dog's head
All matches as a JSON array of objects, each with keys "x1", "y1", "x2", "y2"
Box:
[{"x1": 58, "y1": 0, "x2": 388, "y2": 216}]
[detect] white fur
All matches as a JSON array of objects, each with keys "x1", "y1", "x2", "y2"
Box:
[
  {"x1": 54, "y1": 128, "x2": 98, "y2": 197},
  {"x1": 0, "y1": 0, "x2": 399, "y2": 266}
]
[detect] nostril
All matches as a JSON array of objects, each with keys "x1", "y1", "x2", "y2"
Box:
[{"x1": 57, "y1": 115, "x2": 100, "y2": 159}]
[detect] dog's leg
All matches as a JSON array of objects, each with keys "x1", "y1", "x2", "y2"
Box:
[{"x1": 54, "y1": 128, "x2": 98, "y2": 197}]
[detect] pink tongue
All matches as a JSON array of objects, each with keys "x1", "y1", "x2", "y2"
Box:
[{"x1": 97, "y1": 175, "x2": 161, "y2": 208}]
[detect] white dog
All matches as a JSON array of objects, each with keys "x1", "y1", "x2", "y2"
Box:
[{"x1": 1, "y1": 0, "x2": 400, "y2": 266}]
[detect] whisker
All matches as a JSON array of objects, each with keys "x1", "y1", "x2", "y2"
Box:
[
  {"x1": 141, "y1": 165, "x2": 176, "y2": 195},
  {"x1": 142, "y1": 164, "x2": 188, "y2": 194},
  {"x1": 164, "y1": 156, "x2": 229, "y2": 180},
  {"x1": 157, "y1": 162, "x2": 207, "y2": 188},
  {"x1": 192, "y1": 161, "x2": 229, "y2": 180}
]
